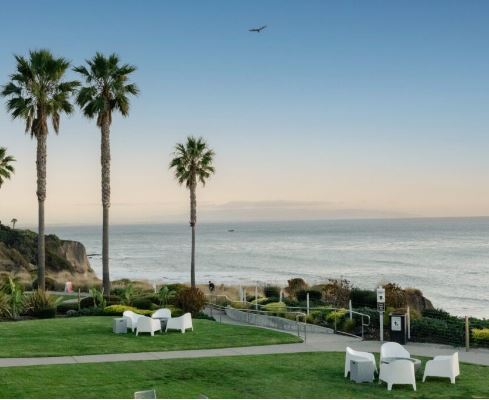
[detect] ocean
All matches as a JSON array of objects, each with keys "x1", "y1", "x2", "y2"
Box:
[{"x1": 48, "y1": 217, "x2": 489, "y2": 319}]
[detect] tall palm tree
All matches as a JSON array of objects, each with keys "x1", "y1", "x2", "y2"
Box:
[
  {"x1": 74, "y1": 53, "x2": 139, "y2": 294},
  {"x1": 11, "y1": 218, "x2": 18, "y2": 229},
  {"x1": 169, "y1": 136, "x2": 215, "y2": 288},
  {"x1": 0, "y1": 147, "x2": 15, "y2": 188},
  {"x1": 1, "y1": 50, "x2": 78, "y2": 290}
]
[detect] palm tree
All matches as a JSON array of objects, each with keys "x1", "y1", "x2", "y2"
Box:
[
  {"x1": 169, "y1": 136, "x2": 215, "y2": 288},
  {"x1": 11, "y1": 218, "x2": 18, "y2": 229},
  {"x1": 0, "y1": 147, "x2": 15, "y2": 188},
  {"x1": 1, "y1": 50, "x2": 78, "y2": 291},
  {"x1": 74, "y1": 53, "x2": 139, "y2": 294}
]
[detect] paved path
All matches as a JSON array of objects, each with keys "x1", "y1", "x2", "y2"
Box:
[{"x1": 0, "y1": 315, "x2": 488, "y2": 368}]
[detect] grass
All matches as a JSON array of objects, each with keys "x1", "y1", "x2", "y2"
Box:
[
  {"x1": 1, "y1": 352, "x2": 488, "y2": 398},
  {"x1": 0, "y1": 317, "x2": 300, "y2": 357}
]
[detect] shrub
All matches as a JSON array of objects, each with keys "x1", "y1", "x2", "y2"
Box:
[
  {"x1": 326, "y1": 309, "x2": 347, "y2": 323},
  {"x1": 230, "y1": 301, "x2": 250, "y2": 309},
  {"x1": 342, "y1": 318, "x2": 357, "y2": 333},
  {"x1": 285, "y1": 278, "x2": 308, "y2": 298},
  {"x1": 132, "y1": 295, "x2": 158, "y2": 310},
  {"x1": 246, "y1": 295, "x2": 257, "y2": 302},
  {"x1": 167, "y1": 305, "x2": 183, "y2": 317},
  {"x1": 165, "y1": 283, "x2": 187, "y2": 296},
  {"x1": 66, "y1": 309, "x2": 79, "y2": 317},
  {"x1": 0, "y1": 291, "x2": 11, "y2": 319},
  {"x1": 174, "y1": 287, "x2": 206, "y2": 316},
  {"x1": 57, "y1": 301, "x2": 78, "y2": 314},
  {"x1": 23, "y1": 290, "x2": 60, "y2": 319},
  {"x1": 263, "y1": 302, "x2": 287, "y2": 313},
  {"x1": 296, "y1": 289, "x2": 322, "y2": 302},
  {"x1": 322, "y1": 279, "x2": 351, "y2": 308},
  {"x1": 472, "y1": 328, "x2": 489, "y2": 346},
  {"x1": 422, "y1": 308, "x2": 452, "y2": 320},
  {"x1": 350, "y1": 288, "x2": 377, "y2": 308},
  {"x1": 157, "y1": 286, "x2": 176, "y2": 306},
  {"x1": 384, "y1": 282, "x2": 406, "y2": 308},
  {"x1": 103, "y1": 305, "x2": 153, "y2": 316},
  {"x1": 411, "y1": 317, "x2": 465, "y2": 346},
  {"x1": 264, "y1": 285, "x2": 281, "y2": 298},
  {"x1": 32, "y1": 276, "x2": 58, "y2": 291}
]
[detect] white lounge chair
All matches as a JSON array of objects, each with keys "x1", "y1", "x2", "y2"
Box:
[
  {"x1": 136, "y1": 316, "x2": 162, "y2": 336},
  {"x1": 379, "y1": 359, "x2": 416, "y2": 391},
  {"x1": 344, "y1": 347, "x2": 377, "y2": 378},
  {"x1": 134, "y1": 389, "x2": 156, "y2": 399},
  {"x1": 380, "y1": 342, "x2": 410, "y2": 361},
  {"x1": 166, "y1": 312, "x2": 193, "y2": 333},
  {"x1": 151, "y1": 308, "x2": 172, "y2": 319},
  {"x1": 423, "y1": 352, "x2": 460, "y2": 384},
  {"x1": 123, "y1": 310, "x2": 143, "y2": 333}
]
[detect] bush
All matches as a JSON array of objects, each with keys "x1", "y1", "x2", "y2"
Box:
[
  {"x1": 23, "y1": 290, "x2": 60, "y2": 319},
  {"x1": 264, "y1": 286, "x2": 281, "y2": 298},
  {"x1": 422, "y1": 308, "x2": 452, "y2": 320},
  {"x1": 57, "y1": 301, "x2": 78, "y2": 314},
  {"x1": 66, "y1": 309, "x2": 79, "y2": 317},
  {"x1": 132, "y1": 295, "x2": 159, "y2": 310},
  {"x1": 32, "y1": 277, "x2": 59, "y2": 291},
  {"x1": 322, "y1": 279, "x2": 351, "y2": 308},
  {"x1": 263, "y1": 302, "x2": 287, "y2": 313},
  {"x1": 342, "y1": 318, "x2": 357, "y2": 333},
  {"x1": 326, "y1": 309, "x2": 347, "y2": 323},
  {"x1": 174, "y1": 287, "x2": 206, "y2": 316},
  {"x1": 285, "y1": 278, "x2": 308, "y2": 298},
  {"x1": 411, "y1": 317, "x2": 465, "y2": 346},
  {"x1": 0, "y1": 291, "x2": 11, "y2": 319},
  {"x1": 472, "y1": 328, "x2": 489, "y2": 340},
  {"x1": 350, "y1": 288, "x2": 377, "y2": 308},
  {"x1": 103, "y1": 305, "x2": 153, "y2": 316},
  {"x1": 384, "y1": 282, "x2": 406, "y2": 308},
  {"x1": 296, "y1": 289, "x2": 322, "y2": 302},
  {"x1": 230, "y1": 301, "x2": 249, "y2": 309}
]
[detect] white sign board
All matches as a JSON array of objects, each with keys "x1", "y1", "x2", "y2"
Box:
[
  {"x1": 376, "y1": 288, "x2": 385, "y2": 303},
  {"x1": 391, "y1": 316, "x2": 402, "y2": 331}
]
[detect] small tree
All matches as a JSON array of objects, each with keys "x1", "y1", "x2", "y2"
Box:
[{"x1": 10, "y1": 218, "x2": 17, "y2": 229}]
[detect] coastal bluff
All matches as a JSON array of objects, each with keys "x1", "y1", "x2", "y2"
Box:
[{"x1": 0, "y1": 223, "x2": 99, "y2": 288}]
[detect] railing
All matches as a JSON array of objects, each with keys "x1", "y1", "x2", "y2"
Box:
[
  {"x1": 206, "y1": 301, "x2": 308, "y2": 341},
  {"x1": 205, "y1": 294, "x2": 370, "y2": 340}
]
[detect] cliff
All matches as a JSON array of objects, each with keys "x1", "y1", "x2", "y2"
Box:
[{"x1": 0, "y1": 224, "x2": 99, "y2": 288}]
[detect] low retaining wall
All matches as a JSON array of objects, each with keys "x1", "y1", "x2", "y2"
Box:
[{"x1": 224, "y1": 307, "x2": 333, "y2": 334}]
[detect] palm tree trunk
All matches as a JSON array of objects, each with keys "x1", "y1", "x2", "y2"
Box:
[
  {"x1": 36, "y1": 132, "x2": 47, "y2": 291},
  {"x1": 101, "y1": 119, "x2": 111, "y2": 294},
  {"x1": 190, "y1": 183, "x2": 197, "y2": 288}
]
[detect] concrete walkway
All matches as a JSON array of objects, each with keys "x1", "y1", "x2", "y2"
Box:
[{"x1": 0, "y1": 316, "x2": 488, "y2": 368}]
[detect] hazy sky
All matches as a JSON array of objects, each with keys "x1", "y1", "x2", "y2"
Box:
[{"x1": 1, "y1": 0, "x2": 488, "y2": 226}]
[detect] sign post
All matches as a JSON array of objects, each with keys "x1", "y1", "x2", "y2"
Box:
[{"x1": 377, "y1": 287, "x2": 386, "y2": 342}]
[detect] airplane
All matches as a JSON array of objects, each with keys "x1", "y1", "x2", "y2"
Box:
[{"x1": 249, "y1": 25, "x2": 267, "y2": 33}]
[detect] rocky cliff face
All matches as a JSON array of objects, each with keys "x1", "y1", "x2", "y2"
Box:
[{"x1": 0, "y1": 224, "x2": 99, "y2": 288}]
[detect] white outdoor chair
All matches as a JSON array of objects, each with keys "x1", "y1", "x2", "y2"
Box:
[
  {"x1": 166, "y1": 312, "x2": 193, "y2": 333},
  {"x1": 136, "y1": 316, "x2": 162, "y2": 336},
  {"x1": 423, "y1": 352, "x2": 460, "y2": 384},
  {"x1": 379, "y1": 359, "x2": 416, "y2": 391},
  {"x1": 123, "y1": 310, "x2": 143, "y2": 333},
  {"x1": 380, "y1": 342, "x2": 410, "y2": 361},
  {"x1": 134, "y1": 389, "x2": 156, "y2": 399},
  {"x1": 151, "y1": 308, "x2": 172, "y2": 319},
  {"x1": 344, "y1": 347, "x2": 377, "y2": 378}
]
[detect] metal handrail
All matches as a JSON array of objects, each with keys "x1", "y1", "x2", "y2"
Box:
[{"x1": 205, "y1": 294, "x2": 371, "y2": 339}]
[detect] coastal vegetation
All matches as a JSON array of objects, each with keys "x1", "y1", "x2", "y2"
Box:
[
  {"x1": 1, "y1": 49, "x2": 79, "y2": 290},
  {"x1": 74, "y1": 53, "x2": 139, "y2": 294},
  {"x1": 0, "y1": 147, "x2": 15, "y2": 188},
  {"x1": 1, "y1": 352, "x2": 488, "y2": 398},
  {"x1": 169, "y1": 136, "x2": 215, "y2": 287}
]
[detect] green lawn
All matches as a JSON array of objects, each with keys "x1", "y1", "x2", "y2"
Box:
[
  {"x1": 0, "y1": 317, "x2": 300, "y2": 357},
  {"x1": 1, "y1": 352, "x2": 488, "y2": 398}
]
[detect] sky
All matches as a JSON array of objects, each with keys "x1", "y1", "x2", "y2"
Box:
[{"x1": 0, "y1": 0, "x2": 488, "y2": 227}]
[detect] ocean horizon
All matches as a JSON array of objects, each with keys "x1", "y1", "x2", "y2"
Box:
[{"x1": 45, "y1": 216, "x2": 489, "y2": 319}]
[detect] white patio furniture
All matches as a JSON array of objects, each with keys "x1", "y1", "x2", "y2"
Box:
[
  {"x1": 166, "y1": 312, "x2": 193, "y2": 333},
  {"x1": 151, "y1": 308, "x2": 172, "y2": 319},
  {"x1": 379, "y1": 359, "x2": 416, "y2": 391},
  {"x1": 134, "y1": 389, "x2": 156, "y2": 399},
  {"x1": 344, "y1": 346, "x2": 377, "y2": 378},
  {"x1": 380, "y1": 342, "x2": 410, "y2": 362},
  {"x1": 136, "y1": 316, "x2": 162, "y2": 336},
  {"x1": 123, "y1": 310, "x2": 143, "y2": 333},
  {"x1": 423, "y1": 352, "x2": 460, "y2": 384}
]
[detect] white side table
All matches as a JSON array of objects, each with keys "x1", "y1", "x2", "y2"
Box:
[{"x1": 113, "y1": 317, "x2": 127, "y2": 334}]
